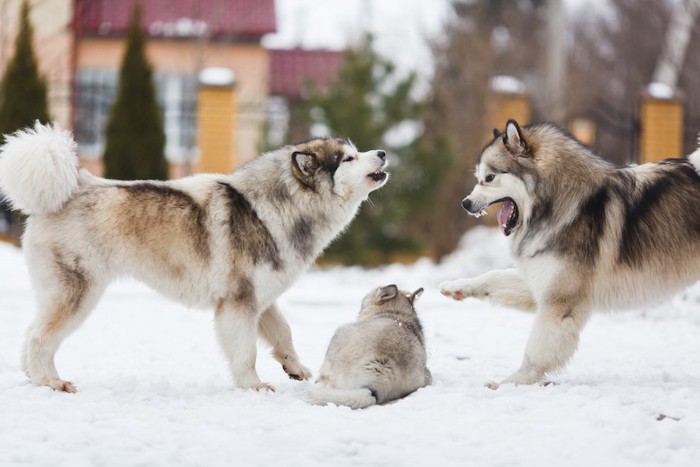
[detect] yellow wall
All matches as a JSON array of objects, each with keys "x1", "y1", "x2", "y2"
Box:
[{"x1": 640, "y1": 97, "x2": 683, "y2": 163}]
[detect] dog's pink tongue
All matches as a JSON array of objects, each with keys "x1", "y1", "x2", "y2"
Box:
[{"x1": 498, "y1": 200, "x2": 514, "y2": 235}]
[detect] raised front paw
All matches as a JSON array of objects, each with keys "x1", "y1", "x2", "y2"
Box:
[
  {"x1": 439, "y1": 279, "x2": 482, "y2": 301},
  {"x1": 439, "y1": 280, "x2": 466, "y2": 300}
]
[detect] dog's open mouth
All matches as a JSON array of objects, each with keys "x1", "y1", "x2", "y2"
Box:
[
  {"x1": 495, "y1": 198, "x2": 519, "y2": 236},
  {"x1": 368, "y1": 169, "x2": 388, "y2": 183}
]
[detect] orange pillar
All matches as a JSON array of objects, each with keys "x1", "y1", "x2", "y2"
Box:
[
  {"x1": 640, "y1": 96, "x2": 683, "y2": 163},
  {"x1": 196, "y1": 68, "x2": 237, "y2": 174}
]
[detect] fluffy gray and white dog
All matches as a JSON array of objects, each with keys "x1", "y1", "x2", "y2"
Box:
[
  {"x1": 0, "y1": 122, "x2": 388, "y2": 393},
  {"x1": 310, "y1": 285, "x2": 430, "y2": 409},
  {"x1": 440, "y1": 119, "x2": 700, "y2": 388}
]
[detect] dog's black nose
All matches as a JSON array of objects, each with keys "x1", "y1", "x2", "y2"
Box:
[
  {"x1": 461, "y1": 198, "x2": 472, "y2": 211},
  {"x1": 376, "y1": 150, "x2": 386, "y2": 161}
]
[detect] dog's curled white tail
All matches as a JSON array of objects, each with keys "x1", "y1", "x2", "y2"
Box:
[
  {"x1": 0, "y1": 122, "x2": 79, "y2": 215},
  {"x1": 309, "y1": 384, "x2": 377, "y2": 409},
  {"x1": 690, "y1": 135, "x2": 700, "y2": 175}
]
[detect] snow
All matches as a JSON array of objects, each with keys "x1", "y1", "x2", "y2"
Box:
[
  {"x1": 490, "y1": 75, "x2": 527, "y2": 95},
  {"x1": 198, "y1": 68, "x2": 236, "y2": 87},
  {"x1": 647, "y1": 82, "x2": 675, "y2": 100},
  {"x1": 1, "y1": 227, "x2": 700, "y2": 466}
]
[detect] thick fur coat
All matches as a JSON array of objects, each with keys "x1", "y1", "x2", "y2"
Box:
[
  {"x1": 310, "y1": 285, "x2": 431, "y2": 409},
  {"x1": 441, "y1": 119, "x2": 700, "y2": 388},
  {"x1": 0, "y1": 123, "x2": 388, "y2": 392}
]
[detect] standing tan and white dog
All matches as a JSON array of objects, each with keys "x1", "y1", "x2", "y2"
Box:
[
  {"x1": 310, "y1": 285, "x2": 430, "y2": 409},
  {"x1": 440, "y1": 119, "x2": 700, "y2": 388},
  {"x1": 0, "y1": 123, "x2": 388, "y2": 393}
]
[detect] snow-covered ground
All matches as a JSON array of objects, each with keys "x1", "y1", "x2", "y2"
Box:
[{"x1": 1, "y1": 227, "x2": 699, "y2": 467}]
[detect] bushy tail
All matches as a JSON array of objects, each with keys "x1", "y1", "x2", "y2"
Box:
[
  {"x1": 0, "y1": 122, "x2": 79, "y2": 215},
  {"x1": 690, "y1": 136, "x2": 700, "y2": 175},
  {"x1": 309, "y1": 384, "x2": 377, "y2": 409}
]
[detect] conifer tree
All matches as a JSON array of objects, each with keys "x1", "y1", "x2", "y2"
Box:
[
  {"x1": 0, "y1": 0, "x2": 50, "y2": 242},
  {"x1": 0, "y1": 0, "x2": 50, "y2": 137},
  {"x1": 103, "y1": 4, "x2": 167, "y2": 180},
  {"x1": 306, "y1": 35, "x2": 447, "y2": 264}
]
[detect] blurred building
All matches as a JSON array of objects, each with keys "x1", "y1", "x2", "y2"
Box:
[
  {"x1": 266, "y1": 47, "x2": 344, "y2": 147},
  {"x1": 0, "y1": 0, "x2": 344, "y2": 178},
  {"x1": 0, "y1": 0, "x2": 345, "y2": 240}
]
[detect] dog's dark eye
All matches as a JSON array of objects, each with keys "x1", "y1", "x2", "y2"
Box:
[
  {"x1": 485, "y1": 174, "x2": 495, "y2": 183},
  {"x1": 343, "y1": 156, "x2": 355, "y2": 163}
]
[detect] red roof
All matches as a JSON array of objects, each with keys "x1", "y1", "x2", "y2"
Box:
[
  {"x1": 74, "y1": 0, "x2": 276, "y2": 40},
  {"x1": 269, "y1": 48, "x2": 345, "y2": 99}
]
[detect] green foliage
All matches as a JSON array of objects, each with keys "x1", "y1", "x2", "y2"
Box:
[
  {"x1": 0, "y1": 0, "x2": 50, "y2": 138},
  {"x1": 0, "y1": 0, "x2": 50, "y2": 241},
  {"x1": 103, "y1": 4, "x2": 167, "y2": 180},
  {"x1": 307, "y1": 35, "x2": 449, "y2": 265}
]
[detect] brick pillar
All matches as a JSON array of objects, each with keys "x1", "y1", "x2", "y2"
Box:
[
  {"x1": 197, "y1": 68, "x2": 237, "y2": 174},
  {"x1": 640, "y1": 96, "x2": 683, "y2": 163}
]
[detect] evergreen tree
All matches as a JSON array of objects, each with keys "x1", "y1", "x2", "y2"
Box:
[
  {"x1": 0, "y1": 0, "x2": 50, "y2": 137},
  {"x1": 306, "y1": 35, "x2": 448, "y2": 265},
  {"x1": 103, "y1": 4, "x2": 167, "y2": 180},
  {"x1": 0, "y1": 0, "x2": 50, "y2": 243}
]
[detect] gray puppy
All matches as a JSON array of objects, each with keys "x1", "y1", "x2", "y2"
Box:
[{"x1": 310, "y1": 285, "x2": 431, "y2": 409}]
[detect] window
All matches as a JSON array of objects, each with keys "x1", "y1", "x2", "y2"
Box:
[{"x1": 75, "y1": 69, "x2": 198, "y2": 163}]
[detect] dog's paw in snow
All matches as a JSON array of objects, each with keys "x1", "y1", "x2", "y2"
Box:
[{"x1": 283, "y1": 361, "x2": 312, "y2": 381}]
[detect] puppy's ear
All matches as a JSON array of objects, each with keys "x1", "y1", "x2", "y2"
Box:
[
  {"x1": 376, "y1": 285, "x2": 398, "y2": 304},
  {"x1": 502, "y1": 119, "x2": 528, "y2": 158},
  {"x1": 492, "y1": 128, "x2": 501, "y2": 139},
  {"x1": 408, "y1": 287, "x2": 424, "y2": 306}
]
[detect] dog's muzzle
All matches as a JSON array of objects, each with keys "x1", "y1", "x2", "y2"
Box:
[{"x1": 461, "y1": 197, "x2": 481, "y2": 214}]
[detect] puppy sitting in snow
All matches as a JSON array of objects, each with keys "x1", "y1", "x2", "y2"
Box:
[{"x1": 310, "y1": 285, "x2": 431, "y2": 409}]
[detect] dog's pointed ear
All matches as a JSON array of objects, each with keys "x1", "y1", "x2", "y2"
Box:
[
  {"x1": 376, "y1": 284, "x2": 398, "y2": 304},
  {"x1": 292, "y1": 151, "x2": 320, "y2": 177},
  {"x1": 502, "y1": 119, "x2": 528, "y2": 157},
  {"x1": 408, "y1": 287, "x2": 424, "y2": 306},
  {"x1": 492, "y1": 128, "x2": 501, "y2": 139}
]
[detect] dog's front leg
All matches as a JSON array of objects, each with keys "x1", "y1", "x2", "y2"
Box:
[
  {"x1": 439, "y1": 269, "x2": 536, "y2": 312},
  {"x1": 258, "y1": 304, "x2": 312, "y2": 381},
  {"x1": 489, "y1": 298, "x2": 592, "y2": 389},
  {"x1": 215, "y1": 301, "x2": 273, "y2": 391}
]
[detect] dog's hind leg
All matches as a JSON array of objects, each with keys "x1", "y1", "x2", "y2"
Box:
[
  {"x1": 440, "y1": 269, "x2": 537, "y2": 312},
  {"x1": 215, "y1": 299, "x2": 273, "y2": 391},
  {"x1": 258, "y1": 304, "x2": 312, "y2": 381},
  {"x1": 23, "y1": 265, "x2": 106, "y2": 393},
  {"x1": 489, "y1": 299, "x2": 592, "y2": 389}
]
